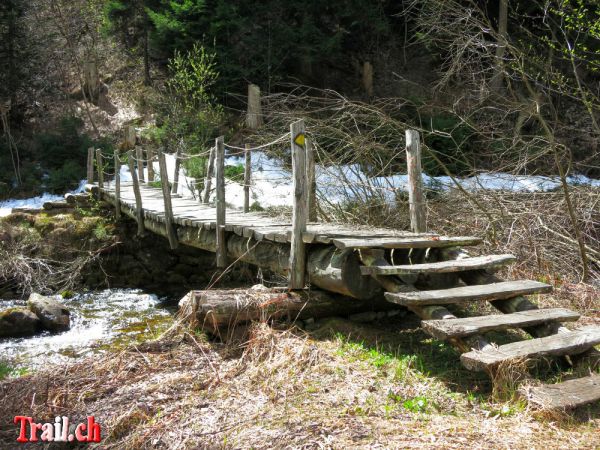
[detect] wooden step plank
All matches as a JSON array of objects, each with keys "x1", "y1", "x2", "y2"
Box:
[
  {"x1": 461, "y1": 327, "x2": 600, "y2": 371},
  {"x1": 360, "y1": 254, "x2": 516, "y2": 275},
  {"x1": 385, "y1": 280, "x2": 552, "y2": 306},
  {"x1": 333, "y1": 236, "x2": 482, "y2": 249},
  {"x1": 524, "y1": 374, "x2": 600, "y2": 409},
  {"x1": 423, "y1": 308, "x2": 580, "y2": 340}
]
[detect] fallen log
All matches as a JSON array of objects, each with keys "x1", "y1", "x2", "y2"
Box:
[
  {"x1": 43, "y1": 201, "x2": 73, "y2": 210},
  {"x1": 178, "y1": 285, "x2": 393, "y2": 336}
]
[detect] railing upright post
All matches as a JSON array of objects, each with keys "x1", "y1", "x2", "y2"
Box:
[
  {"x1": 306, "y1": 136, "x2": 317, "y2": 222},
  {"x1": 158, "y1": 150, "x2": 179, "y2": 249},
  {"x1": 87, "y1": 147, "x2": 95, "y2": 184},
  {"x1": 172, "y1": 147, "x2": 181, "y2": 194},
  {"x1": 244, "y1": 143, "x2": 251, "y2": 213},
  {"x1": 215, "y1": 136, "x2": 227, "y2": 268},
  {"x1": 95, "y1": 149, "x2": 104, "y2": 189},
  {"x1": 127, "y1": 150, "x2": 145, "y2": 236},
  {"x1": 136, "y1": 147, "x2": 145, "y2": 183},
  {"x1": 114, "y1": 150, "x2": 121, "y2": 220},
  {"x1": 289, "y1": 119, "x2": 308, "y2": 289},
  {"x1": 147, "y1": 148, "x2": 154, "y2": 182},
  {"x1": 405, "y1": 129, "x2": 426, "y2": 233},
  {"x1": 202, "y1": 146, "x2": 216, "y2": 204}
]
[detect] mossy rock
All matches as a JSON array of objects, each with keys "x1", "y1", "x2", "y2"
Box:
[{"x1": 0, "y1": 307, "x2": 41, "y2": 337}]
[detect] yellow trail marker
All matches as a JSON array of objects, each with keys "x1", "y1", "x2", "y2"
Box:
[{"x1": 294, "y1": 133, "x2": 305, "y2": 147}]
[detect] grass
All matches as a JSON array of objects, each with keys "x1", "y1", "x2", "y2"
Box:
[
  {"x1": 0, "y1": 361, "x2": 27, "y2": 381},
  {"x1": 1, "y1": 317, "x2": 599, "y2": 449}
]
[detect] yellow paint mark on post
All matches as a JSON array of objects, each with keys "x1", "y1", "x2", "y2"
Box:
[{"x1": 294, "y1": 133, "x2": 305, "y2": 147}]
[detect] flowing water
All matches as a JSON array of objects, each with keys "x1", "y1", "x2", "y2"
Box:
[{"x1": 0, "y1": 289, "x2": 176, "y2": 371}]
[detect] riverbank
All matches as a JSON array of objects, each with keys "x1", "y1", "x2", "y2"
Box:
[{"x1": 1, "y1": 316, "x2": 599, "y2": 449}]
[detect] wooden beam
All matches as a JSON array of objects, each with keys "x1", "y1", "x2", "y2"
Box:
[
  {"x1": 114, "y1": 150, "x2": 121, "y2": 220},
  {"x1": 525, "y1": 374, "x2": 600, "y2": 409},
  {"x1": 95, "y1": 149, "x2": 104, "y2": 189},
  {"x1": 127, "y1": 150, "x2": 145, "y2": 236},
  {"x1": 333, "y1": 236, "x2": 481, "y2": 249},
  {"x1": 202, "y1": 146, "x2": 215, "y2": 204},
  {"x1": 158, "y1": 150, "x2": 178, "y2": 249},
  {"x1": 136, "y1": 147, "x2": 145, "y2": 183},
  {"x1": 461, "y1": 326, "x2": 600, "y2": 371},
  {"x1": 289, "y1": 119, "x2": 308, "y2": 289},
  {"x1": 244, "y1": 143, "x2": 251, "y2": 213},
  {"x1": 87, "y1": 147, "x2": 94, "y2": 184},
  {"x1": 247, "y1": 83, "x2": 263, "y2": 129},
  {"x1": 172, "y1": 147, "x2": 181, "y2": 194},
  {"x1": 385, "y1": 280, "x2": 552, "y2": 306},
  {"x1": 306, "y1": 136, "x2": 317, "y2": 222},
  {"x1": 423, "y1": 308, "x2": 580, "y2": 341},
  {"x1": 360, "y1": 254, "x2": 516, "y2": 275},
  {"x1": 406, "y1": 129, "x2": 426, "y2": 233},
  {"x1": 215, "y1": 136, "x2": 227, "y2": 268},
  {"x1": 147, "y1": 148, "x2": 154, "y2": 182}
]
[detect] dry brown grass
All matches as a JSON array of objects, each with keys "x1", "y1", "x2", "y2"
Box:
[{"x1": 1, "y1": 318, "x2": 599, "y2": 449}]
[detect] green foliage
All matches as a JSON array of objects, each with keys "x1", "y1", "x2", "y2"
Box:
[
  {"x1": 145, "y1": 0, "x2": 396, "y2": 91},
  {"x1": 224, "y1": 164, "x2": 244, "y2": 182},
  {"x1": 401, "y1": 396, "x2": 429, "y2": 413}
]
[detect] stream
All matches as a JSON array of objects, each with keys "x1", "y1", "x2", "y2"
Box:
[{"x1": 0, "y1": 289, "x2": 176, "y2": 372}]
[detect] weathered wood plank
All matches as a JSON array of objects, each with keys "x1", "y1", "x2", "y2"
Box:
[
  {"x1": 215, "y1": 136, "x2": 227, "y2": 268},
  {"x1": 113, "y1": 150, "x2": 121, "y2": 220},
  {"x1": 289, "y1": 119, "x2": 308, "y2": 289},
  {"x1": 202, "y1": 146, "x2": 215, "y2": 204},
  {"x1": 333, "y1": 236, "x2": 482, "y2": 249},
  {"x1": 406, "y1": 129, "x2": 426, "y2": 233},
  {"x1": 385, "y1": 280, "x2": 552, "y2": 306},
  {"x1": 524, "y1": 374, "x2": 600, "y2": 409},
  {"x1": 95, "y1": 149, "x2": 104, "y2": 189},
  {"x1": 461, "y1": 326, "x2": 600, "y2": 371},
  {"x1": 158, "y1": 150, "x2": 178, "y2": 249},
  {"x1": 360, "y1": 254, "x2": 517, "y2": 275},
  {"x1": 306, "y1": 136, "x2": 317, "y2": 222},
  {"x1": 244, "y1": 143, "x2": 251, "y2": 213},
  {"x1": 127, "y1": 150, "x2": 145, "y2": 236},
  {"x1": 87, "y1": 147, "x2": 95, "y2": 184},
  {"x1": 423, "y1": 308, "x2": 580, "y2": 340}
]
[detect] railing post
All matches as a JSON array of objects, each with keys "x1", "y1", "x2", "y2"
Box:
[
  {"x1": 95, "y1": 149, "x2": 104, "y2": 189},
  {"x1": 215, "y1": 136, "x2": 227, "y2": 268},
  {"x1": 147, "y1": 148, "x2": 154, "y2": 182},
  {"x1": 306, "y1": 136, "x2": 317, "y2": 222},
  {"x1": 289, "y1": 119, "x2": 308, "y2": 289},
  {"x1": 158, "y1": 150, "x2": 179, "y2": 249},
  {"x1": 202, "y1": 146, "x2": 216, "y2": 204},
  {"x1": 87, "y1": 147, "x2": 95, "y2": 184},
  {"x1": 114, "y1": 150, "x2": 121, "y2": 220},
  {"x1": 244, "y1": 143, "x2": 251, "y2": 213},
  {"x1": 136, "y1": 147, "x2": 145, "y2": 183},
  {"x1": 127, "y1": 150, "x2": 145, "y2": 236},
  {"x1": 405, "y1": 129, "x2": 426, "y2": 233},
  {"x1": 172, "y1": 147, "x2": 181, "y2": 194},
  {"x1": 247, "y1": 83, "x2": 263, "y2": 129}
]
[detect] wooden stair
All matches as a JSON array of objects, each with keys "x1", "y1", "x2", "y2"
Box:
[
  {"x1": 461, "y1": 327, "x2": 600, "y2": 371},
  {"x1": 423, "y1": 308, "x2": 580, "y2": 340},
  {"x1": 384, "y1": 280, "x2": 552, "y2": 306},
  {"x1": 363, "y1": 242, "x2": 600, "y2": 410},
  {"x1": 332, "y1": 236, "x2": 482, "y2": 249},
  {"x1": 524, "y1": 374, "x2": 600, "y2": 409},
  {"x1": 360, "y1": 254, "x2": 516, "y2": 275}
]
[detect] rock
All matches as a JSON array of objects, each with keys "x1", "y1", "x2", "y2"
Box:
[
  {"x1": 0, "y1": 308, "x2": 41, "y2": 337},
  {"x1": 27, "y1": 293, "x2": 71, "y2": 332}
]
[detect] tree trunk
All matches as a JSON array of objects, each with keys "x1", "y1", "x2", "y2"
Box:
[{"x1": 179, "y1": 286, "x2": 393, "y2": 336}]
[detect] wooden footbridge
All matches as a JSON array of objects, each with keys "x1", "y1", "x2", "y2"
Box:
[{"x1": 86, "y1": 121, "x2": 600, "y2": 410}]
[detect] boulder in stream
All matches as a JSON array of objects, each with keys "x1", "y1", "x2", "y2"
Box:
[
  {"x1": 0, "y1": 308, "x2": 41, "y2": 337},
  {"x1": 27, "y1": 293, "x2": 70, "y2": 332}
]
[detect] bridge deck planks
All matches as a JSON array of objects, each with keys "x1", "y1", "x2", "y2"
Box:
[{"x1": 100, "y1": 183, "x2": 478, "y2": 247}]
